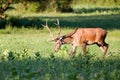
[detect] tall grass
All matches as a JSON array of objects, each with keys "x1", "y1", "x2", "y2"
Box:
[
  {"x1": 0, "y1": 12, "x2": 120, "y2": 80},
  {"x1": 0, "y1": 27, "x2": 120, "y2": 80},
  {"x1": 0, "y1": 8, "x2": 120, "y2": 79}
]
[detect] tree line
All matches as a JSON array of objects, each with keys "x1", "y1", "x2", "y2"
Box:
[{"x1": 0, "y1": 0, "x2": 120, "y2": 19}]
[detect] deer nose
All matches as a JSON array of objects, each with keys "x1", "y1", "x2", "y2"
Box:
[{"x1": 55, "y1": 48, "x2": 59, "y2": 52}]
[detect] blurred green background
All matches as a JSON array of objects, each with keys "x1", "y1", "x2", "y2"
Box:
[
  {"x1": 0, "y1": 0, "x2": 120, "y2": 30},
  {"x1": 0, "y1": 0, "x2": 120, "y2": 80}
]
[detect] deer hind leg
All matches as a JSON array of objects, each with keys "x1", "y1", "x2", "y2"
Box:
[
  {"x1": 96, "y1": 42, "x2": 109, "y2": 57},
  {"x1": 102, "y1": 43, "x2": 109, "y2": 57}
]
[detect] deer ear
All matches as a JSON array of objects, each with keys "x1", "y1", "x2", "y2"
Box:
[{"x1": 59, "y1": 36, "x2": 65, "y2": 40}]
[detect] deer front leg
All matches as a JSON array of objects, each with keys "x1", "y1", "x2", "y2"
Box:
[
  {"x1": 82, "y1": 43, "x2": 87, "y2": 56},
  {"x1": 68, "y1": 45, "x2": 77, "y2": 58}
]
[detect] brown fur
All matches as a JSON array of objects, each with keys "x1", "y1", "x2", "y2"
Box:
[{"x1": 54, "y1": 28, "x2": 109, "y2": 58}]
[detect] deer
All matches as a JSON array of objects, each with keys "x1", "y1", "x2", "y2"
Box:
[{"x1": 42, "y1": 19, "x2": 109, "y2": 58}]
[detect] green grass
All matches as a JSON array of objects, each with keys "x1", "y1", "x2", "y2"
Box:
[
  {"x1": 0, "y1": 12, "x2": 120, "y2": 80},
  {"x1": 0, "y1": 27, "x2": 120, "y2": 80},
  {"x1": 72, "y1": 4, "x2": 120, "y2": 14}
]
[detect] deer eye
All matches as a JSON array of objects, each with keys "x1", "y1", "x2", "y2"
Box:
[
  {"x1": 59, "y1": 37, "x2": 62, "y2": 40},
  {"x1": 59, "y1": 36, "x2": 64, "y2": 40}
]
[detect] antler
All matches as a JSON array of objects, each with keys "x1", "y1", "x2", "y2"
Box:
[
  {"x1": 55, "y1": 19, "x2": 61, "y2": 37},
  {"x1": 41, "y1": 20, "x2": 54, "y2": 40}
]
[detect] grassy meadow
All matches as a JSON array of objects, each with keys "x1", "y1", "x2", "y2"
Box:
[{"x1": 0, "y1": 9, "x2": 120, "y2": 80}]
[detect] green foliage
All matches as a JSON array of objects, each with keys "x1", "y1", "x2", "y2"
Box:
[
  {"x1": 1, "y1": 0, "x2": 120, "y2": 14},
  {"x1": 0, "y1": 10, "x2": 120, "y2": 80},
  {"x1": 0, "y1": 27, "x2": 120, "y2": 80},
  {"x1": 72, "y1": 0, "x2": 120, "y2": 6},
  {"x1": 55, "y1": 0, "x2": 73, "y2": 12},
  {"x1": 15, "y1": 2, "x2": 40, "y2": 13},
  {"x1": 0, "y1": 49, "x2": 120, "y2": 79},
  {"x1": 13, "y1": 0, "x2": 120, "y2": 13},
  {"x1": 13, "y1": 0, "x2": 73, "y2": 13},
  {"x1": 73, "y1": 6, "x2": 120, "y2": 14}
]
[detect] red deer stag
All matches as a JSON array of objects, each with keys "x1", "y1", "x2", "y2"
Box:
[{"x1": 42, "y1": 19, "x2": 109, "y2": 58}]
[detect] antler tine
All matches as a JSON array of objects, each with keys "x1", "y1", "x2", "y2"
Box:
[
  {"x1": 41, "y1": 20, "x2": 54, "y2": 40},
  {"x1": 55, "y1": 19, "x2": 61, "y2": 37}
]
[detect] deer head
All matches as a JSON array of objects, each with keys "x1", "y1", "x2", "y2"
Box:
[{"x1": 42, "y1": 19, "x2": 66, "y2": 52}]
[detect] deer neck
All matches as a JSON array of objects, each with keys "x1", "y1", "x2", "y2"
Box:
[
  {"x1": 63, "y1": 36, "x2": 73, "y2": 44},
  {"x1": 61, "y1": 29, "x2": 77, "y2": 44}
]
